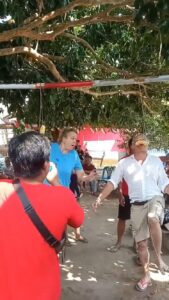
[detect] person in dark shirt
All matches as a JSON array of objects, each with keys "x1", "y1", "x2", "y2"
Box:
[
  {"x1": 75, "y1": 140, "x2": 85, "y2": 162},
  {"x1": 83, "y1": 155, "x2": 98, "y2": 196}
]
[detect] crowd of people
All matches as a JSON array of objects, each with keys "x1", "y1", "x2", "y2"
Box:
[{"x1": 0, "y1": 129, "x2": 169, "y2": 299}]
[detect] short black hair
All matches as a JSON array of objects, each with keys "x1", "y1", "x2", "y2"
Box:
[{"x1": 8, "y1": 131, "x2": 50, "y2": 179}]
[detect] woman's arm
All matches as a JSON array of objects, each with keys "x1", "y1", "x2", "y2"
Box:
[{"x1": 76, "y1": 169, "x2": 97, "y2": 183}]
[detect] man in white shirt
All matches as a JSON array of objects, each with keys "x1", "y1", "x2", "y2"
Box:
[{"x1": 93, "y1": 134, "x2": 169, "y2": 292}]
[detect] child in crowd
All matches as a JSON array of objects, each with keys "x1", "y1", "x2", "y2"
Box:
[{"x1": 83, "y1": 155, "x2": 98, "y2": 196}]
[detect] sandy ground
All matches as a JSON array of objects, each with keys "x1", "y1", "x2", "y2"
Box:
[{"x1": 61, "y1": 193, "x2": 169, "y2": 300}]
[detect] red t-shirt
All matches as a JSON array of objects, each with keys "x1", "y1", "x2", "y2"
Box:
[
  {"x1": 0, "y1": 180, "x2": 84, "y2": 300},
  {"x1": 120, "y1": 155, "x2": 129, "y2": 196},
  {"x1": 121, "y1": 179, "x2": 128, "y2": 196}
]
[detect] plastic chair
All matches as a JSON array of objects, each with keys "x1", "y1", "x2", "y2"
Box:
[{"x1": 98, "y1": 166, "x2": 115, "y2": 191}]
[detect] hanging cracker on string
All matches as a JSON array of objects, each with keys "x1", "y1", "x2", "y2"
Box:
[{"x1": 40, "y1": 125, "x2": 46, "y2": 134}]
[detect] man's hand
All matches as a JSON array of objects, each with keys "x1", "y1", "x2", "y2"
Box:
[
  {"x1": 46, "y1": 162, "x2": 60, "y2": 186},
  {"x1": 92, "y1": 196, "x2": 102, "y2": 212},
  {"x1": 92, "y1": 181, "x2": 115, "y2": 212},
  {"x1": 119, "y1": 195, "x2": 125, "y2": 207}
]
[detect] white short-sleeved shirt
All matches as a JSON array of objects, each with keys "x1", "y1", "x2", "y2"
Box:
[{"x1": 109, "y1": 154, "x2": 169, "y2": 203}]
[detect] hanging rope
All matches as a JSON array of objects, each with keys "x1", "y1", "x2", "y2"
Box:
[
  {"x1": 139, "y1": 85, "x2": 146, "y2": 134},
  {"x1": 39, "y1": 88, "x2": 45, "y2": 134}
]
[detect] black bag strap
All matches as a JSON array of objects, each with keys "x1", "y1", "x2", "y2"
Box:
[{"x1": 13, "y1": 179, "x2": 63, "y2": 250}]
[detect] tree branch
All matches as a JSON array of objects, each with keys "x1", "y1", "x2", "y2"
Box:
[
  {"x1": 138, "y1": 85, "x2": 156, "y2": 115},
  {"x1": 42, "y1": 54, "x2": 67, "y2": 63},
  {"x1": 36, "y1": 0, "x2": 44, "y2": 14},
  {"x1": 63, "y1": 32, "x2": 133, "y2": 77},
  {"x1": 25, "y1": 15, "x2": 133, "y2": 41},
  {"x1": 81, "y1": 89, "x2": 141, "y2": 97},
  {"x1": 0, "y1": 1, "x2": 133, "y2": 43},
  {"x1": 0, "y1": 47, "x2": 65, "y2": 82},
  {"x1": 25, "y1": 0, "x2": 134, "y2": 29},
  {"x1": 0, "y1": 15, "x2": 133, "y2": 43},
  {"x1": 0, "y1": 45, "x2": 141, "y2": 98}
]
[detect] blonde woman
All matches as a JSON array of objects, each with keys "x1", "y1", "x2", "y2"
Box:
[{"x1": 49, "y1": 127, "x2": 96, "y2": 242}]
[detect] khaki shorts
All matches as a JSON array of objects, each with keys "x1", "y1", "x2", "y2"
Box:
[{"x1": 131, "y1": 196, "x2": 165, "y2": 243}]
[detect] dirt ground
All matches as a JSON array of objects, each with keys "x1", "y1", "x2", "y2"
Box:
[{"x1": 61, "y1": 193, "x2": 169, "y2": 300}]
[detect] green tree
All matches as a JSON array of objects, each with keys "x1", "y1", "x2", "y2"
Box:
[{"x1": 0, "y1": 0, "x2": 169, "y2": 147}]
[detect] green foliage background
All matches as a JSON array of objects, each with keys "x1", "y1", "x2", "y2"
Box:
[{"x1": 0, "y1": 0, "x2": 169, "y2": 148}]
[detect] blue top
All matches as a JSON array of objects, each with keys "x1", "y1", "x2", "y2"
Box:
[{"x1": 50, "y1": 143, "x2": 83, "y2": 187}]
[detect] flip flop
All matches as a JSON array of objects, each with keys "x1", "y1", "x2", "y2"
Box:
[
  {"x1": 76, "y1": 236, "x2": 88, "y2": 243},
  {"x1": 107, "y1": 244, "x2": 121, "y2": 253},
  {"x1": 159, "y1": 263, "x2": 169, "y2": 274},
  {"x1": 135, "y1": 278, "x2": 152, "y2": 292}
]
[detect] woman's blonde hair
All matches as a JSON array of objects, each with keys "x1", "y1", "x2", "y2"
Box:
[{"x1": 58, "y1": 127, "x2": 77, "y2": 143}]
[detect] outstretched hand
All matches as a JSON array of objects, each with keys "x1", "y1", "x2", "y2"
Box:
[{"x1": 92, "y1": 196, "x2": 102, "y2": 212}]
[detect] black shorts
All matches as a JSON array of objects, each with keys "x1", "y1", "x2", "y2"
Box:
[{"x1": 118, "y1": 195, "x2": 131, "y2": 220}]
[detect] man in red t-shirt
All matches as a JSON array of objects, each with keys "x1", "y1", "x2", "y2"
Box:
[
  {"x1": 0, "y1": 131, "x2": 84, "y2": 300},
  {"x1": 108, "y1": 138, "x2": 133, "y2": 252}
]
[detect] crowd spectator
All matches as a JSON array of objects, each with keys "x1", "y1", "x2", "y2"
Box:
[
  {"x1": 83, "y1": 155, "x2": 98, "y2": 196},
  {"x1": 3, "y1": 156, "x2": 14, "y2": 179},
  {"x1": 75, "y1": 139, "x2": 84, "y2": 161},
  {"x1": 0, "y1": 131, "x2": 84, "y2": 300}
]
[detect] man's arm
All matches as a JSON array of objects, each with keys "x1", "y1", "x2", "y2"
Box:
[
  {"x1": 157, "y1": 159, "x2": 169, "y2": 194},
  {"x1": 93, "y1": 160, "x2": 124, "y2": 210},
  {"x1": 93, "y1": 181, "x2": 115, "y2": 209},
  {"x1": 164, "y1": 184, "x2": 169, "y2": 195},
  {"x1": 117, "y1": 183, "x2": 125, "y2": 207}
]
